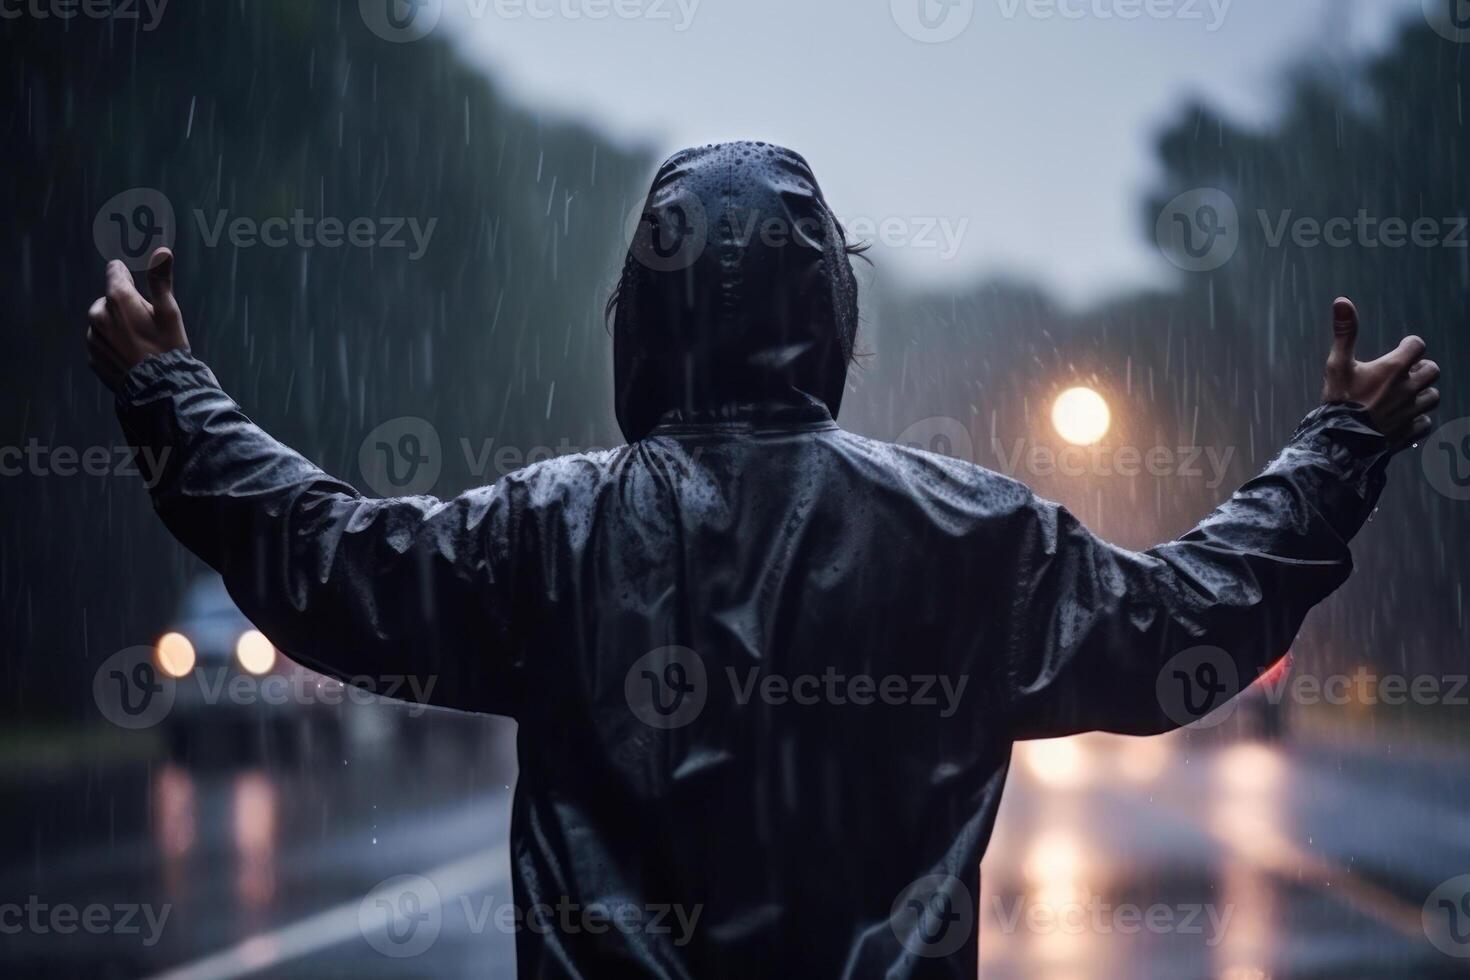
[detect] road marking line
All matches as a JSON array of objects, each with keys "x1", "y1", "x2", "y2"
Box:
[{"x1": 145, "y1": 846, "x2": 510, "y2": 980}]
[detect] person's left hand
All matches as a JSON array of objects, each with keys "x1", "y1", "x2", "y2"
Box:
[
  {"x1": 1320, "y1": 297, "x2": 1440, "y2": 451},
  {"x1": 86, "y1": 246, "x2": 190, "y2": 392}
]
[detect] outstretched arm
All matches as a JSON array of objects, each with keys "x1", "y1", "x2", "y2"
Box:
[
  {"x1": 87, "y1": 249, "x2": 526, "y2": 717},
  {"x1": 1008, "y1": 299, "x2": 1440, "y2": 739}
]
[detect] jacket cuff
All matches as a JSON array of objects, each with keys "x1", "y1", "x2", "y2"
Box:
[
  {"x1": 116, "y1": 348, "x2": 221, "y2": 407},
  {"x1": 1283, "y1": 402, "x2": 1392, "y2": 535},
  {"x1": 113, "y1": 350, "x2": 224, "y2": 495}
]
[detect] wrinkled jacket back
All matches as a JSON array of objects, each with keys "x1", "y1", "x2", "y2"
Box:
[{"x1": 507, "y1": 418, "x2": 1021, "y2": 977}]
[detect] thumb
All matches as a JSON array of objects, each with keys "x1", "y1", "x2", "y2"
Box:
[
  {"x1": 147, "y1": 247, "x2": 181, "y2": 324},
  {"x1": 1330, "y1": 296, "x2": 1359, "y2": 366}
]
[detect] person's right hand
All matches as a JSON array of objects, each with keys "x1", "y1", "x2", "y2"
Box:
[
  {"x1": 85, "y1": 247, "x2": 190, "y2": 393},
  {"x1": 1321, "y1": 297, "x2": 1440, "y2": 451}
]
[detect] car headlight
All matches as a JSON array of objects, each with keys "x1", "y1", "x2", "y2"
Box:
[
  {"x1": 235, "y1": 630, "x2": 277, "y2": 676},
  {"x1": 155, "y1": 632, "x2": 196, "y2": 679}
]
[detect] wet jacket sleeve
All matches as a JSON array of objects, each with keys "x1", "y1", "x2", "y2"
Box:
[
  {"x1": 1006, "y1": 403, "x2": 1392, "y2": 739},
  {"x1": 114, "y1": 349, "x2": 525, "y2": 717}
]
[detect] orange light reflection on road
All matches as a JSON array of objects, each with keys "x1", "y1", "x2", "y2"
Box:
[
  {"x1": 1115, "y1": 736, "x2": 1169, "y2": 784},
  {"x1": 1211, "y1": 742, "x2": 1286, "y2": 977},
  {"x1": 1021, "y1": 737, "x2": 1090, "y2": 790},
  {"x1": 234, "y1": 770, "x2": 278, "y2": 911}
]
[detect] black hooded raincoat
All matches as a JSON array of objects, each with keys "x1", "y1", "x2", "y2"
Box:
[{"x1": 115, "y1": 142, "x2": 1392, "y2": 978}]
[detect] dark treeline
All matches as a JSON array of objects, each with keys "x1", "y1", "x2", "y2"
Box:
[
  {"x1": 852, "y1": 15, "x2": 1468, "y2": 696},
  {"x1": 1, "y1": 0, "x2": 650, "y2": 719}
]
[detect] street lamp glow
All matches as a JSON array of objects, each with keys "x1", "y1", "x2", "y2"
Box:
[{"x1": 1051, "y1": 387, "x2": 1111, "y2": 445}]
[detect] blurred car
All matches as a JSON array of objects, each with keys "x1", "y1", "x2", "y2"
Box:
[
  {"x1": 154, "y1": 574, "x2": 488, "y2": 764},
  {"x1": 154, "y1": 574, "x2": 353, "y2": 762}
]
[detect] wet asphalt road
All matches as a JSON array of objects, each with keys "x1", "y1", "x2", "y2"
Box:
[{"x1": 4, "y1": 711, "x2": 1470, "y2": 979}]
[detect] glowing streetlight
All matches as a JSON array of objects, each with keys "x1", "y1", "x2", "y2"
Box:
[{"x1": 1051, "y1": 387, "x2": 1111, "y2": 445}]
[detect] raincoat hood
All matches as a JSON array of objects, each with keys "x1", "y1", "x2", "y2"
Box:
[{"x1": 613, "y1": 141, "x2": 860, "y2": 441}]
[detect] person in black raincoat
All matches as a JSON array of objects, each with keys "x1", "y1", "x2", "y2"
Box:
[{"x1": 87, "y1": 142, "x2": 1441, "y2": 978}]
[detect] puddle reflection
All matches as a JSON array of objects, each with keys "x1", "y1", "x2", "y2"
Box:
[{"x1": 233, "y1": 770, "x2": 278, "y2": 912}]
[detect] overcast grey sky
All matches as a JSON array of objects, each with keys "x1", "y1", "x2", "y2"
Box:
[{"x1": 440, "y1": 0, "x2": 1420, "y2": 307}]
